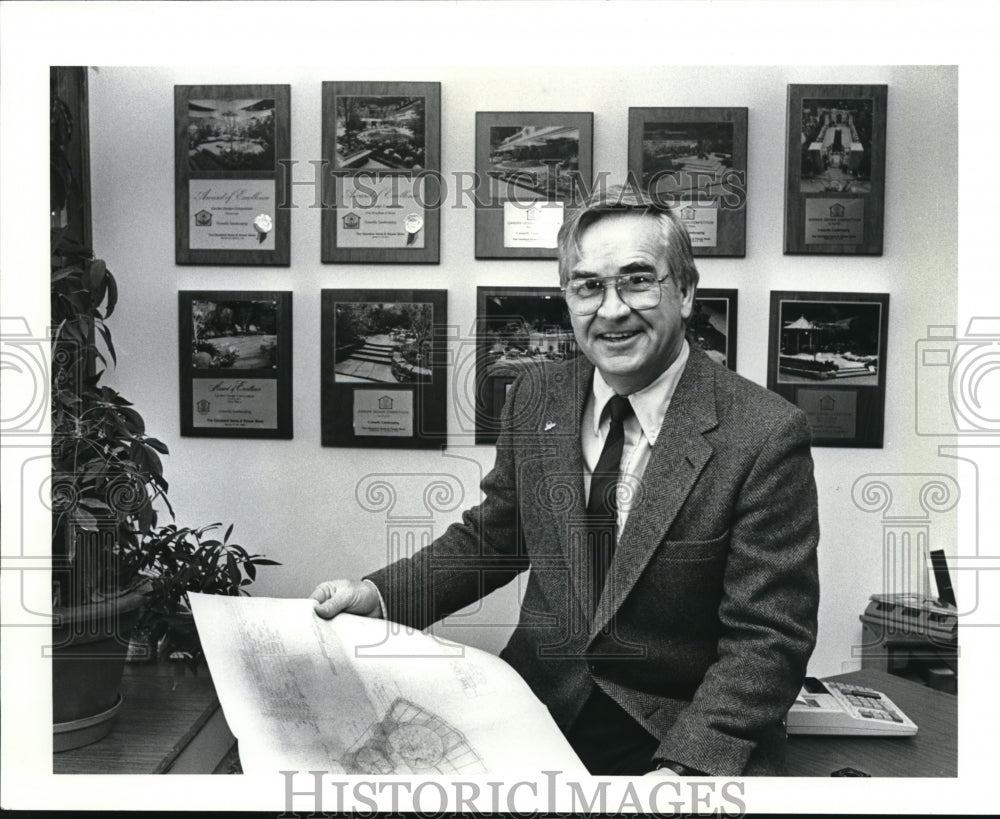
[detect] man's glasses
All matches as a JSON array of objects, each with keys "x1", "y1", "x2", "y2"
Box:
[{"x1": 561, "y1": 272, "x2": 671, "y2": 316}]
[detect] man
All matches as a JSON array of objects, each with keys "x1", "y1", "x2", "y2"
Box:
[{"x1": 311, "y1": 186, "x2": 820, "y2": 777}]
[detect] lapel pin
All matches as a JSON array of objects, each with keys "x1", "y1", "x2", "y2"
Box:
[{"x1": 544, "y1": 421, "x2": 557, "y2": 431}]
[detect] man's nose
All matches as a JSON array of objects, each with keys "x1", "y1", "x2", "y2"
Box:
[{"x1": 596, "y1": 280, "x2": 631, "y2": 319}]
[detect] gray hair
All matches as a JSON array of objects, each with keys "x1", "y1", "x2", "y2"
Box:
[{"x1": 556, "y1": 184, "x2": 700, "y2": 295}]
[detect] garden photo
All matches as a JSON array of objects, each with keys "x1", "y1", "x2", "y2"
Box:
[
  {"x1": 641, "y1": 121, "x2": 734, "y2": 199},
  {"x1": 190, "y1": 299, "x2": 279, "y2": 370},
  {"x1": 487, "y1": 125, "x2": 581, "y2": 202},
  {"x1": 478, "y1": 290, "x2": 578, "y2": 377},
  {"x1": 186, "y1": 98, "x2": 276, "y2": 172},
  {"x1": 799, "y1": 98, "x2": 874, "y2": 193},
  {"x1": 334, "y1": 301, "x2": 434, "y2": 384},
  {"x1": 777, "y1": 299, "x2": 882, "y2": 386},
  {"x1": 334, "y1": 95, "x2": 426, "y2": 170}
]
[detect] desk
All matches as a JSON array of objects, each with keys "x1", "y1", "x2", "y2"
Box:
[
  {"x1": 53, "y1": 661, "x2": 236, "y2": 775},
  {"x1": 786, "y1": 669, "x2": 956, "y2": 777},
  {"x1": 55, "y1": 666, "x2": 953, "y2": 777}
]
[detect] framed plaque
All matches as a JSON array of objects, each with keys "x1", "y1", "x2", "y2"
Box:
[
  {"x1": 179, "y1": 291, "x2": 292, "y2": 438},
  {"x1": 320, "y1": 81, "x2": 441, "y2": 264},
  {"x1": 321, "y1": 289, "x2": 447, "y2": 448},
  {"x1": 767, "y1": 291, "x2": 889, "y2": 447},
  {"x1": 784, "y1": 85, "x2": 888, "y2": 255},
  {"x1": 472, "y1": 286, "x2": 579, "y2": 444},
  {"x1": 175, "y1": 85, "x2": 291, "y2": 265},
  {"x1": 628, "y1": 107, "x2": 748, "y2": 257},
  {"x1": 474, "y1": 112, "x2": 593, "y2": 259},
  {"x1": 690, "y1": 288, "x2": 738, "y2": 372}
]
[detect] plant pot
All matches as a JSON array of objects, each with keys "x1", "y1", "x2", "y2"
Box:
[{"x1": 52, "y1": 585, "x2": 148, "y2": 751}]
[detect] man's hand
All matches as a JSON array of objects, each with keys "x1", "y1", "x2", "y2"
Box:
[
  {"x1": 643, "y1": 766, "x2": 681, "y2": 778},
  {"x1": 310, "y1": 579, "x2": 382, "y2": 619}
]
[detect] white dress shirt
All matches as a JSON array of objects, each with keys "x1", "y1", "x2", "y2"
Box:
[{"x1": 581, "y1": 341, "x2": 690, "y2": 541}]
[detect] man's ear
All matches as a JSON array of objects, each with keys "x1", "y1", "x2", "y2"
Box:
[{"x1": 680, "y1": 285, "x2": 695, "y2": 319}]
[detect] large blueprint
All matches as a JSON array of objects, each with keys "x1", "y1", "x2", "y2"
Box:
[{"x1": 189, "y1": 593, "x2": 587, "y2": 776}]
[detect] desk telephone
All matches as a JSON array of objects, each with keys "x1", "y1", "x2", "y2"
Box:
[{"x1": 786, "y1": 677, "x2": 917, "y2": 736}]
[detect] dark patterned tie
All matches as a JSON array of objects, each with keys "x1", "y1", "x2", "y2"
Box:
[{"x1": 586, "y1": 394, "x2": 633, "y2": 613}]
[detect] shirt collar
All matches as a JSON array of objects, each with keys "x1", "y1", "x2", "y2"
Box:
[{"x1": 590, "y1": 340, "x2": 690, "y2": 445}]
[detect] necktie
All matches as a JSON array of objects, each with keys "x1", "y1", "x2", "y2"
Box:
[{"x1": 586, "y1": 394, "x2": 633, "y2": 612}]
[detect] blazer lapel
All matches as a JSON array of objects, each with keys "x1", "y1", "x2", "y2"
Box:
[
  {"x1": 592, "y1": 349, "x2": 720, "y2": 637},
  {"x1": 534, "y1": 358, "x2": 596, "y2": 625}
]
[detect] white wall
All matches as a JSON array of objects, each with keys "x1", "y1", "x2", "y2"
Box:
[{"x1": 88, "y1": 64, "x2": 958, "y2": 676}]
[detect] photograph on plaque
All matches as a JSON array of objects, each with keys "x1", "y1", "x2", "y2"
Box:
[
  {"x1": 475, "y1": 112, "x2": 593, "y2": 259},
  {"x1": 321, "y1": 82, "x2": 441, "y2": 264},
  {"x1": 690, "y1": 289, "x2": 738, "y2": 371},
  {"x1": 179, "y1": 291, "x2": 292, "y2": 438},
  {"x1": 628, "y1": 108, "x2": 748, "y2": 257},
  {"x1": 783, "y1": 85, "x2": 888, "y2": 255},
  {"x1": 175, "y1": 85, "x2": 291, "y2": 265},
  {"x1": 472, "y1": 287, "x2": 579, "y2": 444},
  {"x1": 321, "y1": 289, "x2": 447, "y2": 448},
  {"x1": 767, "y1": 291, "x2": 889, "y2": 448}
]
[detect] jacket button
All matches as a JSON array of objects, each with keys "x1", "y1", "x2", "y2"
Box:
[{"x1": 589, "y1": 662, "x2": 600, "y2": 675}]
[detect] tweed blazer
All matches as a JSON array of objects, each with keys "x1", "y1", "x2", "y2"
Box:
[{"x1": 367, "y1": 348, "x2": 820, "y2": 776}]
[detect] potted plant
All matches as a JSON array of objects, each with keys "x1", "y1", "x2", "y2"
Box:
[{"x1": 50, "y1": 73, "x2": 278, "y2": 750}]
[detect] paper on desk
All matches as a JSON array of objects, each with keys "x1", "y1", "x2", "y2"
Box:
[{"x1": 189, "y1": 593, "x2": 587, "y2": 777}]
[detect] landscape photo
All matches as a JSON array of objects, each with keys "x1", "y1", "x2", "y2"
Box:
[
  {"x1": 487, "y1": 125, "x2": 581, "y2": 202},
  {"x1": 334, "y1": 95, "x2": 426, "y2": 170},
  {"x1": 688, "y1": 296, "x2": 733, "y2": 369},
  {"x1": 641, "y1": 121, "x2": 734, "y2": 199},
  {"x1": 187, "y1": 98, "x2": 276, "y2": 172},
  {"x1": 478, "y1": 291, "x2": 578, "y2": 378},
  {"x1": 777, "y1": 299, "x2": 882, "y2": 386},
  {"x1": 799, "y1": 98, "x2": 875, "y2": 193},
  {"x1": 334, "y1": 301, "x2": 434, "y2": 383},
  {"x1": 190, "y1": 299, "x2": 279, "y2": 370}
]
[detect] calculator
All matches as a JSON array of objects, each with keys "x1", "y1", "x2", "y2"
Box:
[{"x1": 786, "y1": 677, "x2": 918, "y2": 736}]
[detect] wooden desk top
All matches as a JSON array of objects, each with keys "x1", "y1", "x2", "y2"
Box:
[
  {"x1": 786, "y1": 668, "x2": 956, "y2": 777},
  {"x1": 53, "y1": 661, "x2": 231, "y2": 775}
]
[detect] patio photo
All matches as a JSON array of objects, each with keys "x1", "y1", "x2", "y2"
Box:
[
  {"x1": 487, "y1": 124, "x2": 581, "y2": 202},
  {"x1": 479, "y1": 290, "x2": 578, "y2": 376},
  {"x1": 777, "y1": 299, "x2": 883, "y2": 386},
  {"x1": 334, "y1": 95, "x2": 426, "y2": 170},
  {"x1": 641, "y1": 121, "x2": 734, "y2": 199},
  {"x1": 186, "y1": 98, "x2": 276, "y2": 172},
  {"x1": 334, "y1": 301, "x2": 434, "y2": 384},
  {"x1": 190, "y1": 298, "x2": 279, "y2": 370}
]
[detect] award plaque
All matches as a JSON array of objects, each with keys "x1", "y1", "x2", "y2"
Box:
[
  {"x1": 179, "y1": 291, "x2": 293, "y2": 438},
  {"x1": 175, "y1": 85, "x2": 291, "y2": 265},
  {"x1": 767, "y1": 291, "x2": 889, "y2": 447},
  {"x1": 784, "y1": 85, "x2": 888, "y2": 255},
  {"x1": 474, "y1": 111, "x2": 593, "y2": 259},
  {"x1": 321, "y1": 81, "x2": 441, "y2": 264},
  {"x1": 627, "y1": 107, "x2": 748, "y2": 257},
  {"x1": 321, "y1": 289, "x2": 447, "y2": 448}
]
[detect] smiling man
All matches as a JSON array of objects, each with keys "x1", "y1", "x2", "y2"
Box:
[{"x1": 311, "y1": 186, "x2": 820, "y2": 777}]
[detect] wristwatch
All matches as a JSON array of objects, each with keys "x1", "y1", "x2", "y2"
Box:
[{"x1": 655, "y1": 760, "x2": 706, "y2": 776}]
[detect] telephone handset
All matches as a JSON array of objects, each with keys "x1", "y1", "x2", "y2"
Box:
[{"x1": 786, "y1": 677, "x2": 917, "y2": 736}]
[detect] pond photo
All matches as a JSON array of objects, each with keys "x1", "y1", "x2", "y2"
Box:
[{"x1": 641, "y1": 121, "x2": 734, "y2": 199}]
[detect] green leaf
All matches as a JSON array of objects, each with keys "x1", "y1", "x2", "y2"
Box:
[
  {"x1": 224, "y1": 523, "x2": 234, "y2": 543},
  {"x1": 105, "y1": 273, "x2": 118, "y2": 317},
  {"x1": 87, "y1": 259, "x2": 107, "y2": 294},
  {"x1": 118, "y1": 406, "x2": 145, "y2": 433},
  {"x1": 145, "y1": 437, "x2": 169, "y2": 455}
]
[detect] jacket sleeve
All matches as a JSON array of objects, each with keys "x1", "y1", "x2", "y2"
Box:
[
  {"x1": 364, "y1": 375, "x2": 531, "y2": 630},
  {"x1": 655, "y1": 409, "x2": 820, "y2": 776}
]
